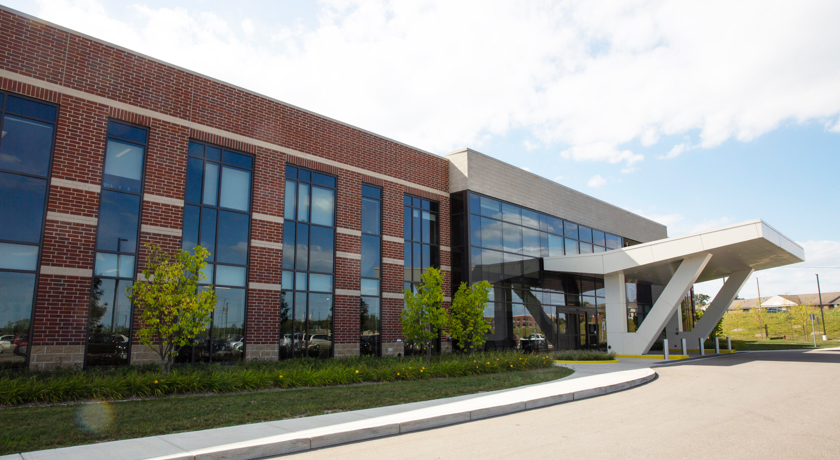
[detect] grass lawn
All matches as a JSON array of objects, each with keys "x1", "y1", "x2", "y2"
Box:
[
  {"x1": 720, "y1": 308, "x2": 840, "y2": 350},
  {"x1": 730, "y1": 339, "x2": 840, "y2": 350},
  {"x1": 0, "y1": 366, "x2": 572, "y2": 455}
]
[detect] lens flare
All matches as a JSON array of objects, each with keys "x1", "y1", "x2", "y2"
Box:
[{"x1": 75, "y1": 402, "x2": 115, "y2": 435}]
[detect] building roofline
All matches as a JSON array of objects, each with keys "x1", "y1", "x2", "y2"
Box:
[{"x1": 0, "y1": 4, "x2": 445, "y2": 162}]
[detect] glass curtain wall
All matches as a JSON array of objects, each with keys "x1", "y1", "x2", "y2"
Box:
[
  {"x1": 179, "y1": 141, "x2": 253, "y2": 363},
  {"x1": 360, "y1": 185, "x2": 382, "y2": 357},
  {"x1": 280, "y1": 165, "x2": 336, "y2": 359},
  {"x1": 87, "y1": 121, "x2": 148, "y2": 366},
  {"x1": 466, "y1": 192, "x2": 619, "y2": 351},
  {"x1": 403, "y1": 195, "x2": 440, "y2": 356},
  {"x1": 0, "y1": 93, "x2": 57, "y2": 368}
]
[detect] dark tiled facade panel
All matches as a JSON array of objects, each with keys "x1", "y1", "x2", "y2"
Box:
[{"x1": 0, "y1": 7, "x2": 450, "y2": 364}]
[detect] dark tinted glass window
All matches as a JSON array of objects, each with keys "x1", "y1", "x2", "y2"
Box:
[
  {"x1": 361, "y1": 234, "x2": 380, "y2": 278},
  {"x1": 295, "y1": 223, "x2": 309, "y2": 271},
  {"x1": 361, "y1": 197, "x2": 381, "y2": 235},
  {"x1": 199, "y1": 208, "x2": 217, "y2": 261},
  {"x1": 107, "y1": 122, "x2": 147, "y2": 144},
  {"x1": 282, "y1": 223, "x2": 296, "y2": 269},
  {"x1": 96, "y1": 191, "x2": 140, "y2": 253},
  {"x1": 102, "y1": 139, "x2": 144, "y2": 193},
  {"x1": 502, "y1": 222, "x2": 522, "y2": 254},
  {"x1": 0, "y1": 115, "x2": 54, "y2": 176},
  {"x1": 206, "y1": 146, "x2": 221, "y2": 161},
  {"x1": 362, "y1": 184, "x2": 381, "y2": 199},
  {"x1": 6, "y1": 95, "x2": 56, "y2": 121},
  {"x1": 182, "y1": 205, "x2": 200, "y2": 252},
  {"x1": 223, "y1": 150, "x2": 252, "y2": 169},
  {"x1": 286, "y1": 165, "x2": 298, "y2": 179},
  {"x1": 593, "y1": 230, "x2": 606, "y2": 247},
  {"x1": 564, "y1": 221, "x2": 579, "y2": 239},
  {"x1": 312, "y1": 172, "x2": 336, "y2": 188},
  {"x1": 0, "y1": 172, "x2": 46, "y2": 243},
  {"x1": 184, "y1": 158, "x2": 203, "y2": 204},
  {"x1": 217, "y1": 211, "x2": 249, "y2": 265},
  {"x1": 309, "y1": 226, "x2": 334, "y2": 273},
  {"x1": 189, "y1": 143, "x2": 204, "y2": 157},
  {"x1": 579, "y1": 226, "x2": 593, "y2": 243},
  {"x1": 606, "y1": 234, "x2": 622, "y2": 250}
]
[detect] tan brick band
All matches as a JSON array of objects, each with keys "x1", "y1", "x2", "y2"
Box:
[{"x1": 29, "y1": 345, "x2": 84, "y2": 370}]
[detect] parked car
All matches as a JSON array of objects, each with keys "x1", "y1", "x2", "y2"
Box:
[
  {"x1": 12, "y1": 334, "x2": 28, "y2": 357},
  {"x1": 0, "y1": 334, "x2": 14, "y2": 353},
  {"x1": 86, "y1": 333, "x2": 129, "y2": 364},
  {"x1": 306, "y1": 334, "x2": 332, "y2": 358}
]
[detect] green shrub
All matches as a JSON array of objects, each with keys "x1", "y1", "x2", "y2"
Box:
[
  {"x1": 553, "y1": 349, "x2": 616, "y2": 361},
  {"x1": 0, "y1": 351, "x2": 555, "y2": 406}
]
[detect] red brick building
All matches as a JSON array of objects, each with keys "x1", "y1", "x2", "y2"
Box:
[{"x1": 0, "y1": 6, "x2": 451, "y2": 369}]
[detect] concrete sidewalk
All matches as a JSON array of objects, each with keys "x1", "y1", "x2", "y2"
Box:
[{"x1": 7, "y1": 365, "x2": 656, "y2": 460}]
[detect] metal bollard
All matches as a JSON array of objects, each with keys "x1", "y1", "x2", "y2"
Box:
[
  {"x1": 715, "y1": 337, "x2": 720, "y2": 354},
  {"x1": 727, "y1": 336, "x2": 732, "y2": 351},
  {"x1": 663, "y1": 339, "x2": 669, "y2": 360},
  {"x1": 681, "y1": 338, "x2": 687, "y2": 356},
  {"x1": 699, "y1": 337, "x2": 705, "y2": 356}
]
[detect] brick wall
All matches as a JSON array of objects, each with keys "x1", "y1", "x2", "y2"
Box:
[{"x1": 0, "y1": 7, "x2": 451, "y2": 367}]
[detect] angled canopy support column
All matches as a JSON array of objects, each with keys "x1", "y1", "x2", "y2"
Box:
[
  {"x1": 677, "y1": 268, "x2": 754, "y2": 346},
  {"x1": 606, "y1": 253, "x2": 712, "y2": 355}
]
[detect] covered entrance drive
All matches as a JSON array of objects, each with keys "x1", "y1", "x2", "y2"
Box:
[{"x1": 544, "y1": 220, "x2": 804, "y2": 355}]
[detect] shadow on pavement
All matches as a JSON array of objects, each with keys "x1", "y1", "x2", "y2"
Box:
[{"x1": 651, "y1": 349, "x2": 840, "y2": 368}]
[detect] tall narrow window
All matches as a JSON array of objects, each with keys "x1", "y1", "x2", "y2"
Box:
[
  {"x1": 180, "y1": 141, "x2": 253, "y2": 363},
  {"x1": 360, "y1": 185, "x2": 381, "y2": 357},
  {"x1": 87, "y1": 121, "x2": 147, "y2": 367},
  {"x1": 280, "y1": 165, "x2": 336, "y2": 360},
  {"x1": 403, "y1": 195, "x2": 439, "y2": 292},
  {"x1": 0, "y1": 92, "x2": 57, "y2": 369}
]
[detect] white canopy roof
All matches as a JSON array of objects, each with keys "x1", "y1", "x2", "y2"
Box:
[{"x1": 761, "y1": 295, "x2": 798, "y2": 307}]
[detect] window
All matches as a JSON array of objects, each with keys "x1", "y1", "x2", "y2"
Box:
[
  {"x1": 360, "y1": 185, "x2": 381, "y2": 357},
  {"x1": 403, "y1": 195, "x2": 439, "y2": 292},
  {"x1": 280, "y1": 165, "x2": 336, "y2": 359},
  {"x1": 0, "y1": 92, "x2": 57, "y2": 369},
  {"x1": 87, "y1": 120, "x2": 147, "y2": 367},
  {"x1": 180, "y1": 141, "x2": 253, "y2": 363}
]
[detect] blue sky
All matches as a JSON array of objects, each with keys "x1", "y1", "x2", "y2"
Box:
[{"x1": 5, "y1": 0, "x2": 839, "y2": 299}]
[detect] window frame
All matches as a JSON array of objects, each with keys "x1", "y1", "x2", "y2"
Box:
[
  {"x1": 403, "y1": 194, "x2": 440, "y2": 292},
  {"x1": 0, "y1": 91, "x2": 59, "y2": 369},
  {"x1": 360, "y1": 184, "x2": 382, "y2": 357}
]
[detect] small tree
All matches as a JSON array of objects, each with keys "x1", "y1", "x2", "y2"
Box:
[
  {"x1": 752, "y1": 304, "x2": 766, "y2": 339},
  {"x1": 449, "y1": 281, "x2": 492, "y2": 353},
  {"x1": 789, "y1": 304, "x2": 811, "y2": 339},
  {"x1": 128, "y1": 244, "x2": 217, "y2": 374},
  {"x1": 401, "y1": 267, "x2": 447, "y2": 364}
]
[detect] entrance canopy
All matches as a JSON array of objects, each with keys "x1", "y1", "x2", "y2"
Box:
[{"x1": 542, "y1": 220, "x2": 804, "y2": 355}]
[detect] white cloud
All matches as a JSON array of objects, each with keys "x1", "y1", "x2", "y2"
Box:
[
  {"x1": 660, "y1": 143, "x2": 687, "y2": 160},
  {"x1": 553, "y1": 175, "x2": 564, "y2": 182},
  {"x1": 27, "y1": 0, "x2": 840, "y2": 160},
  {"x1": 587, "y1": 174, "x2": 607, "y2": 188},
  {"x1": 241, "y1": 18, "x2": 255, "y2": 36},
  {"x1": 523, "y1": 140, "x2": 540, "y2": 151},
  {"x1": 695, "y1": 240, "x2": 840, "y2": 299}
]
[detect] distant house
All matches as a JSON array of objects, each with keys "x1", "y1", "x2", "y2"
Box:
[{"x1": 728, "y1": 292, "x2": 840, "y2": 312}]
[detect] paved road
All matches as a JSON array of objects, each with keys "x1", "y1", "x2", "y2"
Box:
[{"x1": 275, "y1": 349, "x2": 840, "y2": 460}]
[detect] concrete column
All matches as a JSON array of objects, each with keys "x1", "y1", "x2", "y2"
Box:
[
  {"x1": 682, "y1": 268, "x2": 753, "y2": 344},
  {"x1": 604, "y1": 271, "x2": 627, "y2": 354}
]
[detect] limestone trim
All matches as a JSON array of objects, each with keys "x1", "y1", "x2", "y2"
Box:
[
  {"x1": 253, "y1": 213, "x2": 284, "y2": 224},
  {"x1": 336, "y1": 289, "x2": 361, "y2": 296},
  {"x1": 440, "y1": 265, "x2": 451, "y2": 272},
  {"x1": 249, "y1": 282, "x2": 283, "y2": 291},
  {"x1": 383, "y1": 258, "x2": 403, "y2": 266},
  {"x1": 251, "y1": 239, "x2": 283, "y2": 250},
  {"x1": 337, "y1": 227, "x2": 361, "y2": 236},
  {"x1": 50, "y1": 178, "x2": 100, "y2": 193},
  {"x1": 383, "y1": 292, "x2": 404, "y2": 300},
  {"x1": 383, "y1": 235, "x2": 404, "y2": 244},
  {"x1": 336, "y1": 252, "x2": 362, "y2": 260},
  {"x1": 40, "y1": 266, "x2": 92, "y2": 278},
  {"x1": 440, "y1": 246, "x2": 451, "y2": 252},
  {"x1": 46, "y1": 211, "x2": 97, "y2": 226},
  {"x1": 144, "y1": 193, "x2": 184, "y2": 207},
  {"x1": 141, "y1": 224, "x2": 182, "y2": 237}
]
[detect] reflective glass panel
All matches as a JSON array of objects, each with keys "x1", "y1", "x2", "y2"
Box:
[
  {"x1": 311, "y1": 172, "x2": 335, "y2": 188},
  {"x1": 481, "y1": 248, "x2": 503, "y2": 283},
  {"x1": 199, "y1": 208, "x2": 217, "y2": 261},
  {"x1": 547, "y1": 234, "x2": 564, "y2": 257},
  {"x1": 103, "y1": 139, "x2": 144, "y2": 192},
  {"x1": 199, "y1": 263, "x2": 214, "y2": 285},
  {"x1": 0, "y1": 243, "x2": 38, "y2": 270},
  {"x1": 361, "y1": 234, "x2": 380, "y2": 278},
  {"x1": 298, "y1": 183, "x2": 310, "y2": 222},
  {"x1": 403, "y1": 206, "x2": 411, "y2": 240},
  {"x1": 189, "y1": 143, "x2": 204, "y2": 157},
  {"x1": 309, "y1": 226, "x2": 334, "y2": 273},
  {"x1": 480, "y1": 217, "x2": 502, "y2": 250},
  {"x1": 501, "y1": 202, "x2": 521, "y2": 224},
  {"x1": 299, "y1": 169, "x2": 311, "y2": 182},
  {"x1": 282, "y1": 270, "x2": 294, "y2": 290},
  {"x1": 285, "y1": 165, "x2": 298, "y2": 180},
  {"x1": 295, "y1": 272, "x2": 307, "y2": 291},
  {"x1": 593, "y1": 230, "x2": 606, "y2": 247},
  {"x1": 480, "y1": 196, "x2": 501, "y2": 219},
  {"x1": 564, "y1": 238, "x2": 579, "y2": 255},
  {"x1": 403, "y1": 242, "x2": 412, "y2": 282},
  {"x1": 217, "y1": 211, "x2": 249, "y2": 265},
  {"x1": 361, "y1": 197, "x2": 380, "y2": 235},
  {"x1": 421, "y1": 211, "x2": 432, "y2": 244},
  {"x1": 522, "y1": 228, "x2": 541, "y2": 258},
  {"x1": 284, "y1": 180, "x2": 297, "y2": 220},
  {"x1": 309, "y1": 274, "x2": 333, "y2": 292},
  {"x1": 97, "y1": 190, "x2": 140, "y2": 253},
  {"x1": 107, "y1": 122, "x2": 146, "y2": 143},
  {"x1": 223, "y1": 150, "x2": 252, "y2": 169},
  {"x1": 412, "y1": 209, "x2": 421, "y2": 243},
  {"x1": 564, "y1": 221, "x2": 578, "y2": 240},
  {"x1": 0, "y1": 272, "x2": 35, "y2": 344},
  {"x1": 362, "y1": 185, "x2": 381, "y2": 199},
  {"x1": 295, "y1": 223, "x2": 309, "y2": 271},
  {"x1": 311, "y1": 186, "x2": 335, "y2": 226},
  {"x1": 203, "y1": 162, "x2": 219, "y2": 206},
  {"x1": 606, "y1": 234, "x2": 622, "y2": 250},
  {"x1": 0, "y1": 172, "x2": 46, "y2": 243},
  {"x1": 594, "y1": 245, "x2": 606, "y2": 253},
  {"x1": 282, "y1": 222, "x2": 296, "y2": 269},
  {"x1": 0, "y1": 115, "x2": 53, "y2": 176},
  {"x1": 219, "y1": 167, "x2": 250, "y2": 211},
  {"x1": 6, "y1": 96, "x2": 56, "y2": 122},
  {"x1": 216, "y1": 265, "x2": 246, "y2": 287},
  {"x1": 469, "y1": 214, "x2": 482, "y2": 247},
  {"x1": 502, "y1": 222, "x2": 523, "y2": 254},
  {"x1": 184, "y1": 157, "x2": 203, "y2": 204},
  {"x1": 521, "y1": 209, "x2": 539, "y2": 229},
  {"x1": 206, "y1": 147, "x2": 221, "y2": 162},
  {"x1": 182, "y1": 205, "x2": 200, "y2": 252},
  {"x1": 94, "y1": 252, "x2": 135, "y2": 278},
  {"x1": 580, "y1": 242, "x2": 593, "y2": 253},
  {"x1": 212, "y1": 288, "x2": 246, "y2": 362},
  {"x1": 361, "y1": 278, "x2": 379, "y2": 296}
]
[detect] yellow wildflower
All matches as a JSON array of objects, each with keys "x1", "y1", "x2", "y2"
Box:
[{"x1": 154, "y1": 380, "x2": 158, "y2": 384}]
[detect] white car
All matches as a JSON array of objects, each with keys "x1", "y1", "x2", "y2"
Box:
[{"x1": 0, "y1": 334, "x2": 14, "y2": 354}]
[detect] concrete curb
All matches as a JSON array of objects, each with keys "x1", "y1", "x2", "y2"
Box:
[{"x1": 17, "y1": 369, "x2": 656, "y2": 460}]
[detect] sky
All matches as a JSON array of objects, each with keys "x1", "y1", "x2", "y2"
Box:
[{"x1": 4, "y1": 0, "x2": 839, "y2": 300}]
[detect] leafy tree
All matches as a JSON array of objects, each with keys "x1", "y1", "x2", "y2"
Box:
[
  {"x1": 400, "y1": 267, "x2": 447, "y2": 364},
  {"x1": 128, "y1": 244, "x2": 217, "y2": 374},
  {"x1": 752, "y1": 304, "x2": 766, "y2": 339},
  {"x1": 694, "y1": 293, "x2": 711, "y2": 310},
  {"x1": 696, "y1": 308, "x2": 723, "y2": 339},
  {"x1": 789, "y1": 304, "x2": 811, "y2": 339},
  {"x1": 448, "y1": 280, "x2": 492, "y2": 353}
]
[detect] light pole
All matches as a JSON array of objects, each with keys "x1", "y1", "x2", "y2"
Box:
[
  {"x1": 816, "y1": 274, "x2": 826, "y2": 337},
  {"x1": 756, "y1": 278, "x2": 764, "y2": 339}
]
